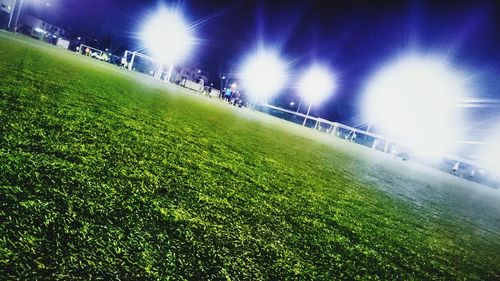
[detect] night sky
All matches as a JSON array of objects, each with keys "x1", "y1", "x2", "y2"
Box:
[{"x1": 26, "y1": 0, "x2": 500, "y2": 128}]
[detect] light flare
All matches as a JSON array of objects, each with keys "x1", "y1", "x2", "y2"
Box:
[
  {"x1": 140, "y1": 7, "x2": 195, "y2": 64},
  {"x1": 298, "y1": 65, "x2": 337, "y2": 104},
  {"x1": 240, "y1": 50, "x2": 287, "y2": 100},
  {"x1": 362, "y1": 53, "x2": 471, "y2": 157}
]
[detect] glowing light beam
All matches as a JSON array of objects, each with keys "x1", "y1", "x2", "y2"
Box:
[
  {"x1": 362, "y1": 53, "x2": 472, "y2": 157},
  {"x1": 240, "y1": 50, "x2": 287, "y2": 101},
  {"x1": 477, "y1": 126, "x2": 500, "y2": 177},
  {"x1": 298, "y1": 65, "x2": 337, "y2": 104},
  {"x1": 298, "y1": 65, "x2": 337, "y2": 126},
  {"x1": 140, "y1": 7, "x2": 195, "y2": 64}
]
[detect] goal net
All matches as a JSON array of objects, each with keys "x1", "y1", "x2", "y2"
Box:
[
  {"x1": 122, "y1": 50, "x2": 173, "y2": 81},
  {"x1": 78, "y1": 44, "x2": 110, "y2": 62}
]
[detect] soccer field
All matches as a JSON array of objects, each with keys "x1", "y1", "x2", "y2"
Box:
[{"x1": 0, "y1": 31, "x2": 499, "y2": 279}]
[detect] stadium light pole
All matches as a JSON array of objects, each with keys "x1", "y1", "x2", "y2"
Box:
[
  {"x1": 7, "y1": 0, "x2": 18, "y2": 30},
  {"x1": 296, "y1": 95, "x2": 303, "y2": 113},
  {"x1": 298, "y1": 65, "x2": 337, "y2": 126},
  {"x1": 140, "y1": 7, "x2": 195, "y2": 82},
  {"x1": 303, "y1": 102, "x2": 314, "y2": 126},
  {"x1": 12, "y1": 0, "x2": 23, "y2": 31}
]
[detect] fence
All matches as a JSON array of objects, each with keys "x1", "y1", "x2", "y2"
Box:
[{"x1": 255, "y1": 103, "x2": 496, "y2": 188}]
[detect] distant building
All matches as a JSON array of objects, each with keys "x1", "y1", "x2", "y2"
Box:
[{"x1": 17, "y1": 15, "x2": 68, "y2": 43}]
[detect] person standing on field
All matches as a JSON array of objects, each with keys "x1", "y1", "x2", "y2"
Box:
[
  {"x1": 451, "y1": 162, "x2": 460, "y2": 175},
  {"x1": 225, "y1": 87, "x2": 231, "y2": 102}
]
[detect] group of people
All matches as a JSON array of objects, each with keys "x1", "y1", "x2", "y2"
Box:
[{"x1": 219, "y1": 87, "x2": 245, "y2": 107}]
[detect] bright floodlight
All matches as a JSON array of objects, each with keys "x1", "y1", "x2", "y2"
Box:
[
  {"x1": 140, "y1": 8, "x2": 194, "y2": 63},
  {"x1": 240, "y1": 50, "x2": 287, "y2": 100},
  {"x1": 298, "y1": 65, "x2": 337, "y2": 103},
  {"x1": 477, "y1": 128, "x2": 500, "y2": 176},
  {"x1": 362, "y1": 53, "x2": 470, "y2": 157}
]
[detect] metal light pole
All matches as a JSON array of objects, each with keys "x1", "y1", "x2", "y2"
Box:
[
  {"x1": 296, "y1": 95, "x2": 303, "y2": 113},
  {"x1": 165, "y1": 64, "x2": 174, "y2": 82},
  {"x1": 364, "y1": 121, "x2": 372, "y2": 140},
  {"x1": 13, "y1": 0, "x2": 24, "y2": 31},
  {"x1": 302, "y1": 102, "x2": 313, "y2": 126},
  {"x1": 7, "y1": 0, "x2": 18, "y2": 30}
]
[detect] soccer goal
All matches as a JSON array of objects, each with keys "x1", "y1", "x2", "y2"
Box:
[
  {"x1": 78, "y1": 44, "x2": 110, "y2": 62},
  {"x1": 122, "y1": 50, "x2": 174, "y2": 82}
]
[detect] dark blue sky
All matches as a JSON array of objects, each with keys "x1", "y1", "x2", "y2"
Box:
[{"x1": 27, "y1": 0, "x2": 500, "y2": 127}]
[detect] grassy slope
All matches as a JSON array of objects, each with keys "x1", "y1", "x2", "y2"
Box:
[{"x1": 0, "y1": 32, "x2": 499, "y2": 280}]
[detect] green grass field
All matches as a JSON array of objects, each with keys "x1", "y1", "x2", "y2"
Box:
[{"x1": 1, "y1": 31, "x2": 499, "y2": 280}]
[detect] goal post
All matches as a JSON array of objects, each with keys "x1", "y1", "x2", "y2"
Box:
[
  {"x1": 78, "y1": 44, "x2": 110, "y2": 62},
  {"x1": 122, "y1": 50, "x2": 174, "y2": 82}
]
